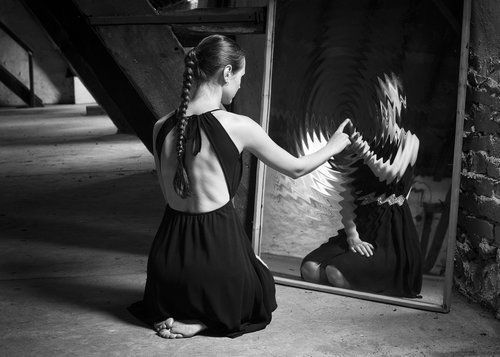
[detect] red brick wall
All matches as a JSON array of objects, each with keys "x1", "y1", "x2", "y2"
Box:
[{"x1": 456, "y1": 0, "x2": 500, "y2": 318}]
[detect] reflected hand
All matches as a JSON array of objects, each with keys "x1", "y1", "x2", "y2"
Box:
[
  {"x1": 347, "y1": 237, "x2": 374, "y2": 257},
  {"x1": 328, "y1": 119, "x2": 352, "y2": 155}
]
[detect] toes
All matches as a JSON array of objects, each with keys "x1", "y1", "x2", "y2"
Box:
[
  {"x1": 158, "y1": 328, "x2": 171, "y2": 338},
  {"x1": 165, "y1": 317, "x2": 175, "y2": 329},
  {"x1": 154, "y1": 322, "x2": 166, "y2": 332},
  {"x1": 158, "y1": 328, "x2": 183, "y2": 339},
  {"x1": 154, "y1": 317, "x2": 174, "y2": 332}
]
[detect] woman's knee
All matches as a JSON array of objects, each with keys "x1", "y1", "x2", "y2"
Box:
[
  {"x1": 325, "y1": 265, "x2": 351, "y2": 289},
  {"x1": 300, "y1": 260, "x2": 321, "y2": 282}
]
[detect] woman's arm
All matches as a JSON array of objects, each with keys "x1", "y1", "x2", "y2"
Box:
[
  {"x1": 152, "y1": 113, "x2": 173, "y2": 202},
  {"x1": 343, "y1": 216, "x2": 374, "y2": 257},
  {"x1": 239, "y1": 117, "x2": 352, "y2": 179}
]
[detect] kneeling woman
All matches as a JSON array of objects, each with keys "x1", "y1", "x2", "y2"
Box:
[
  {"x1": 129, "y1": 34, "x2": 352, "y2": 338},
  {"x1": 301, "y1": 93, "x2": 423, "y2": 298}
]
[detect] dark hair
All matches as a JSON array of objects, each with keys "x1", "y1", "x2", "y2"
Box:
[{"x1": 173, "y1": 34, "x2": 245, "y2": 198}]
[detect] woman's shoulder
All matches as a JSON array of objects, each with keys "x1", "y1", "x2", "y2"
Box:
[
  {"x1": 153, "y1": 110, "x2": 176, "y2": 137},
  {"x1": 155, "y1": 110, "x2": 176, "y2": 128},
  {"x1": 215, "y1": 110, "x2": 258, "y2": 129}
]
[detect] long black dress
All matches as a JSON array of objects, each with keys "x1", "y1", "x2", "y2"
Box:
[
  {"x1": 302, "y1": 133, "x2": 423, "y2": 298},
  {"x1": 129, "y1": 110, "x2": 277, "y2": 337}
]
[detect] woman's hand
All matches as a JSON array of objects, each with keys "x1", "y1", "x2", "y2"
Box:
[
  {"x1": 240, "y1": 115, "x2": 352, "y2": 179},
  {"x1": 347, "y1": 235, "x2": 375, "y2": 257},
  {"x1": 328, "y1": 119, "x2": 352, "y2": 156}
]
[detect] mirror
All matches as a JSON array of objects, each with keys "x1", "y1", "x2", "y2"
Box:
[{"x1": 253, "y1": 0, "x2": 469, "y2": 311}]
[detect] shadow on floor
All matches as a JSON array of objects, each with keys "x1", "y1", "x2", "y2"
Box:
[
  {"x1": 4, "y1": 270, "x2": 149, "y2": 328},
  {"x1": 1, "y1": 172, "x2": 165, "y2": 256}
]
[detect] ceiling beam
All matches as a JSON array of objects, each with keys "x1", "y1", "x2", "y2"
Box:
[{"x1": 88, "y1": 7, "x2": 266, "y2": 34}]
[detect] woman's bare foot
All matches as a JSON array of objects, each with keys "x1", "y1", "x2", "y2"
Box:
[
  {"x1": 157, "y1": 318, "x2": 207, "y2": 339},
  {"x1": 154, "y1": 317, "x2": 174, "y2": 332}
]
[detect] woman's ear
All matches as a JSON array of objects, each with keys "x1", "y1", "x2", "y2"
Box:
[{"x1": 223, "y1": 64, "x2": 233, "y2": 83}]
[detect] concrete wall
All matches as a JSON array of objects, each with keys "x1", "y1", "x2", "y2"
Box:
[
  {"x1": 0, "y1": 0, "x2": 73, "y2": 106},
  {"x1": 456, "y1": 0, "x2": 500, "y2": 318}
]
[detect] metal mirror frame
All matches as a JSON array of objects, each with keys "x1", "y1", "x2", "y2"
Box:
[{"x1": 252, "y1": 0, "x2": 472, "y2": 313}]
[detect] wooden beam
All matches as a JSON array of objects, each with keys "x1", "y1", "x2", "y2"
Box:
[
  {"x1": 170, "y1": 22, "x2": 264, "y2": 36},
  {"x1": 21, "y1": 0, "x2": 157, "y2": 150},
  {"x1": 252, "y1": 0, "x2": 276, "y2": 254},
  {"x1": 443, "y1": 0, "x2": 471, "y2": 314},
  {"x1": 88, "y1": 7, "x2": 266, "y2": 33},
  {"x1": 0, "y1": 20, "x2": 34, "y2": 55},
  {"x1": 0, "y1": 63, "x2": 43, "y2": 107}
]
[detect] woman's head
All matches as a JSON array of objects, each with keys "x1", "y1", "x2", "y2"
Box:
[
  {"x1": 188, "y1": 34, "x2": 246, "y2": 104},
  {"x1": 173, "y1": 35, "x2": 245, "y2": 198}
]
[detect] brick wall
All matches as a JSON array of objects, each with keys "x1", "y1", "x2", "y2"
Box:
[{"x1": 455, "y1": 0, "x2": 500, "y2": 318}]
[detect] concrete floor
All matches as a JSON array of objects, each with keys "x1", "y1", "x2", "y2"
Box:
[{"x1": 0, "y1": 105, "x2": 498, "y2": 356}]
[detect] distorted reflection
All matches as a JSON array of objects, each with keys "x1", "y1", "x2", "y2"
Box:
[{"x1": 259, "y1": 0, "x2": 461, "y2": 306}]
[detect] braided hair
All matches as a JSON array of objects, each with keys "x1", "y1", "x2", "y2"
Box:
[
  {"x1": 172, "y1": 50, "x2": 196, "y2": 198},
  {"x1": 173, "y1": 35, "x2": 245, "y2": 198}
]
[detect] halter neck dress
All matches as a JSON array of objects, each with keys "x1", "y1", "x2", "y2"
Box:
[
  {"x1": 302, "y1": 133, "x2": 423, "y2": 298},
  {"x1": 128, "y1": 110, "x2": 277, "y2": 337}
]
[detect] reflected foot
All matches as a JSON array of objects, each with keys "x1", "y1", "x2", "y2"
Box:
[{"x1": 157, "y1": 319, "x2": 207, "y2": 339}]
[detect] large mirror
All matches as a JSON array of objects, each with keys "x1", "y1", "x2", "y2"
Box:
[{"x1": 253, "y1": 0, "x2": 469, "y2": 311}]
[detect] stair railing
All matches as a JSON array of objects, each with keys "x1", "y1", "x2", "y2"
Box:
[{"x1": 0, "y1": 19, "x2": 36, "y2": 107}]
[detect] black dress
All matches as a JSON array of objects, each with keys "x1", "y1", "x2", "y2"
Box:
[
  {"x1": 302, "y1": 134, "x2": 423, "y2": 298},
  {"x1": 129, "y1": 110, "x2": 277, "y2": 337}
]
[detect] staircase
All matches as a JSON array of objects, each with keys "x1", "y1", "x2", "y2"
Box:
[
  {"x1": 0, "y1": 20, "x2": 43, "y2": 107},
  {"x1": 20, "y1": 0, "x2": 266, "y2": 151}
]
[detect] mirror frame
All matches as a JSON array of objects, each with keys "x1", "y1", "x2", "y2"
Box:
[{"x1": 252, "y1": 0, "x2": 472, "y2": 313}]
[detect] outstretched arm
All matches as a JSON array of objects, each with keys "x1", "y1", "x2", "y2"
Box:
[{"x1": 239, "y1": 118, "x2": 352, "y2": 179}]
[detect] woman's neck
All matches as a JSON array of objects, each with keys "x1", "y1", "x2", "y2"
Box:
[{"x1": 187, "y1": 82, "x2": 222, "y2": 114}]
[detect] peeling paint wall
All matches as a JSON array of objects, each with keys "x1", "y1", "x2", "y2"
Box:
[{"x1": 456, "y1": 0, "x2": 500, "y2": 318}]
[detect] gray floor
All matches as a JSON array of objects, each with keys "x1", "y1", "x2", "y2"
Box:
[{"x1": 0, "y1": 105, "x2": 498, "y2": 356}]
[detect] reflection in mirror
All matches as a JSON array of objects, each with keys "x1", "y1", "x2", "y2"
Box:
[{"x1": 257, "y1": 0, "x2": 463, "y2": 308}]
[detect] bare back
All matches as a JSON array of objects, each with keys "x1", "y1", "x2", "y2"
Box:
[{"x1": 154, "y1": 110, "x2": 244, "y2": 213}]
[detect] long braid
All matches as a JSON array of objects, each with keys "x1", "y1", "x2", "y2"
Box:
[
  {"x1": 173, "y1": 50, "x2": 196, "y2": 198},
  {"x1": 172, "y1": 35, "x2": 245, "y2": 197}
]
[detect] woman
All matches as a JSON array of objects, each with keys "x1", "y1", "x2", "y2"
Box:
[
  {"x1": 300, "y1": 74, "x2": 423, "y2": 298},
  {"x1": 129, "y1": 34, "x2": 351, "y2": 339}
]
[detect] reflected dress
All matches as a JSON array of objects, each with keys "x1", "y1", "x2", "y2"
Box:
[
  {"x1": 129, "y1": 110, "x2": 277, "y2": 337},
  {"x1": 302, "y1": 131, "x2": 423, "y2": 298}
]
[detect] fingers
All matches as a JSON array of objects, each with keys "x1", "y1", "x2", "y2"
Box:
[
  {"x1": 357, "y1": 244, "x2": 368, "y2": 256},
  {"x1": 335, "y1": 118, "x2": 352, "y2": 133},
  {"x1": 362, "y1": 245, "x2": 372, "y2": 257},
  {"x1": 345, "y1": 119, "x2": 355, "y2": 136},
  {"x1": 350, "y1": 242, "x2": 374, "y2": 257}
]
